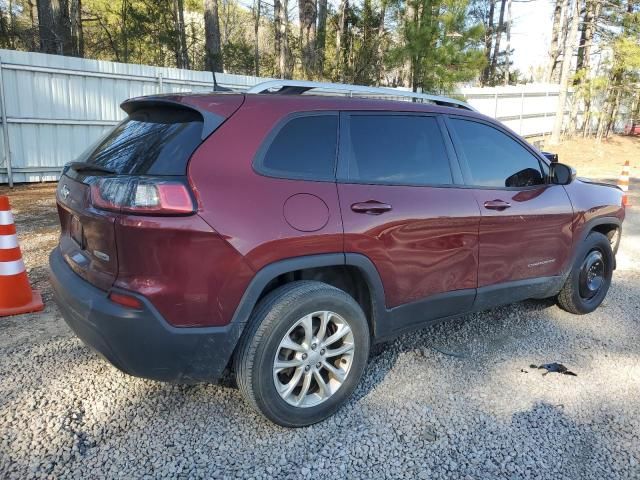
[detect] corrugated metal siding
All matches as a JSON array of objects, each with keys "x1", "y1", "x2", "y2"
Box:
[
  {"x1": 462, "y1": 85, "x2": 565, "y2": 137},
  {"x1": 0, "y1": 48, "x2": 581, "y2": 185}
]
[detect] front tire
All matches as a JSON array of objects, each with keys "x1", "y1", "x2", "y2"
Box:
[
  {"x1": 557, "y1": 231, "x2": 614, "y2": 314},
  {"x1": 234, "y1": 281, "x2": 370, "y2": 427}
]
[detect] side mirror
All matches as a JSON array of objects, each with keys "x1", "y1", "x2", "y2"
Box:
[
  {"x1": 550, "y1": 162, "x2": 576, "y2": 185},
  {"x1": 542, "y1": 151, "x2": 559, "y2": 163}
]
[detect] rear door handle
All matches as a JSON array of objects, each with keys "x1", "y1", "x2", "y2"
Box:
[
  {"x1": 351, "y1": 201, "x2": 393, "y2": 215},
  {"x1": 483, "y1": 200, "x2": 511, "y2": 211}
]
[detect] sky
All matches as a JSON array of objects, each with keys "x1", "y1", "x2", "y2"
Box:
[{"x1": 507, "y1": 0, "x2": 555, "y2": 75}]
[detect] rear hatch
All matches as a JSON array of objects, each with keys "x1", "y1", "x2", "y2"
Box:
[{"x1": 55, "y1": 94, "x2": 244, "y2": 290}]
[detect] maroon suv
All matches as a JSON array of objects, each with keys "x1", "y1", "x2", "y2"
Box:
[{"x1": 50, "y1": 83, "x2": 625, "y2": 426}]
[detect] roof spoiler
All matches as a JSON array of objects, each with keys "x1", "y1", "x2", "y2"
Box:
[{"x1": 120, "y1": 97, "x2": 225, "y2": 141}]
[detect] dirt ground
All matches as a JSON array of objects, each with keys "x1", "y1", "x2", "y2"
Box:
[{"x1": 548, "y1": 134, "x2": 640, "y2": 186}]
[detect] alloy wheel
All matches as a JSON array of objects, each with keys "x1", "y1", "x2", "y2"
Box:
[{"x1": 272, "y1": 311, "x2": 355, "y2": 408}]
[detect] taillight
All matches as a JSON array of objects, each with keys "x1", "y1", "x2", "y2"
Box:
[
  {"x1": 90, "y1": 177, "x2": 195, "y2": 215},
  {"x1": 108, "y1": 292, "x2": 144, "y2": 309}
]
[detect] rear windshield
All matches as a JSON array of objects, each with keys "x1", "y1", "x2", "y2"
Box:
[{"x1": 83, "y1": 108, "x2": 203, "y2": 175}]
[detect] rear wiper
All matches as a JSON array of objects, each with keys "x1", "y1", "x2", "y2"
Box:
[{"x1": 68, "y1": 162, "x2": 116, "y2": 174}]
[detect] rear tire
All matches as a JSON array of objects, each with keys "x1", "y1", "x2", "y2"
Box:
[
  {"x1": 234, "y1": 281, "x2": 370, "y2": 427},
  {"x1": 557, "y1": 231, "x2": 614, "y2": 314}
]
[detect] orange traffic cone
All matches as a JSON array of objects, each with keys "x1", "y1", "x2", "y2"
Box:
[
  {"x1": 617, "y1": 161, "x2": 632, "y2": 207},
  {"x1": 0, "y1": 196, "x2": 43, "y2": 317}
]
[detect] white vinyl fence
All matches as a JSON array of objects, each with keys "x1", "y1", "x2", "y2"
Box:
[{"x1": 0, "y1": 48, "x2": 570, "y2": 185}]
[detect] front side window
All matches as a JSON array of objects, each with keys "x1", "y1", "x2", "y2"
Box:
[
  {"x1": 345, "y1": 115, "x2": 452, "y2": 186},
  {"x1": 257, "y1": 114, "x2": 338, "y2": 181},
  {"x1": 449, "y1": 118, "x2": 545, "y2": 188}
]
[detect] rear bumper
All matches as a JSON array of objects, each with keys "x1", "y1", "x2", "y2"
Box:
[{"x1": 49, "y1": 247, "x2": 244, "y2": 383}]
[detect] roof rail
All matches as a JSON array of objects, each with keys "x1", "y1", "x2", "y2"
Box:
[{"x1": 246, "y1": 79, "x2": 475, "y2": 111}]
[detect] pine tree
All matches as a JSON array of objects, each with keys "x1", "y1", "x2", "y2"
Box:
[{"x1": 394, "y1": 0, "x2": 485, "y2": 93}]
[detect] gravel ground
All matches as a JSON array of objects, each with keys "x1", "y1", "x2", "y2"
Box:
[{"x1": 1, "y1": 140, "x2": 639, "y2": 479}]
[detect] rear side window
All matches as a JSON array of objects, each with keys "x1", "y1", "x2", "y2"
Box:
[
  {"x1": 345, "y1": 115, "x2": 452, "y2": 185},
  {"x1": 257, "y1": 115, "x2": 338, "y2": 181},
  {"x1": 448, "y1": 118, "x2": 545, "y2": 188},
  {"x1": 84, "y1": 108, "x2": 204, "y2": 175}
]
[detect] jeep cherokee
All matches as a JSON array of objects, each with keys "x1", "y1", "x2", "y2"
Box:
[{"x1": 50, "y1": 82, "x2": 625, "y2": 427}]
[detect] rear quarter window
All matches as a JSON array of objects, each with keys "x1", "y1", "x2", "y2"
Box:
[
  {"x1": 83, "y1": 108, "x2": 204, "y2": 176},
  {"x1": 255, "y1": 114, "x2": 339, "y2": 181}
]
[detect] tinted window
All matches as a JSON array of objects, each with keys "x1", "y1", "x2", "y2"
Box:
[
  {"x1": 259, "y1": 115, "x2": 338, "y2": 180},
  {"x1": 449, "y1": 119, "x2": 544, "y2": 188},
  {"x1": 84, "y1": 108, "x2": 204, "y2": 175},
  {"x1": 347, "y1": 115, "x2": 452, "y2": 185}
]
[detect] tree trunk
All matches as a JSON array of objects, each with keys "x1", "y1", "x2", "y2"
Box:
[
  {"x1": 404, "y1": 0, "x2": 416, "y2": 89},
  {"x1": 274, "y1": 0, "x2": 281, "y2": 75},
  {"x1": 36, "y1": 0, "x2": 55, "y2": 53},
  {"x1": 336, "y1": 0, "x2": 348, "y2": 81},
  {"x1": 577, "y1": 0, "x2": 599, "y2": 73},
  {"x1": 298, "y1": 0, "x2": 317, "y2": 78},
  {"x1": 278, "y1": 0, "x2": 292, "y2": 78},
  {"x1": 56, "y1": 0, "x2": 73, "y2": 55},
  {"x1": 376, "y1": 0, "x2": 387, "y2": 85},
  {"x1": 317, "y1": 0, "x2": 328, "y2": 74},
  {"x1": 173, "y1": 0, "x2": 190, "y2": 69},
  {"x1": 179, "y1": 0, "x2": 190, "y2": 69},
  {"x1": 575, "y1": 0, "x2": 587, "y2": 71},
  {"x1": 121, "y1": 0, "x2": 128, "y2": 62},
  {"x1": 488, "y1": 0, "x2": 506, "y2": 83},
  {"x1": 28, "y1": 0, "x2": 38, "y2": 50},
  {"x1": 597, "y1": 71, "x2": 622, "y2": 140},
  {"x1": 633, "y1": 93, "x2": 640, "y2": 123},
  {"x1": 580, "y1": 12, "x2": 603, "y2": 137},
  {"x1": 204, "y1": 0, "x2": 224, "y2": 72},
  {"x1": 547, "y1": 0, "x2": 568, "y2": 82},
  {"x1": 568, "y1": 0, "x2": 591, "y2": 135},
  {"x1": 0, "y1": 4, "x2": 9, "y2": 49},
  {"x1": 7, "y1": 0, "x2": 16, "y2": 49},
  {"x1": 604, "y1": 87, "x2": 621, "y2": 138},
  {"x1": 549, "y1": 0, "x2": 580, "y2": 145},
  {"x1": 70, "y1": 0, "x2": 83, "y2": 56},
  {"x1": 503, "y1": 0, "x2": 511, "y2": 85},
  {"x1": 481, "y1": 0, "x2": 496, "y2": 85},
  {"x1": 253, "y1": 0, "x2": 260, "y2": 76}
]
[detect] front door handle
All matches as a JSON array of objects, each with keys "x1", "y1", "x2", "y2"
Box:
[
  {"x1": 483, "y1": 199, "x2": 511, "y2": 211},
  {"x1": 351, "y1": 201, "x2": 393, "y2": 215}
]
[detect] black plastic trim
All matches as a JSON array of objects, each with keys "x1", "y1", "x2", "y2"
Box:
[
  {"x1": 120, "y1": 97, "x2": 226, "y2": 141},
  {"x1": 49, "y1": 247, "x2": 243, "y2": 383},
  {"x1": 229, "y1": 253, "x2": 346, "y2": 326},
  {"x1": 238, "y1": 253, "x2": 575, "y2": 343},
  {"x1": 474, "y1": 275, "x2": 565, "y2": 311},
  {"x1": 345, "y1": 254, "x2": 569, "y2": 342},
  {"x1": 567, "y1": 216, "x2": 622, "y2": 271}
]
